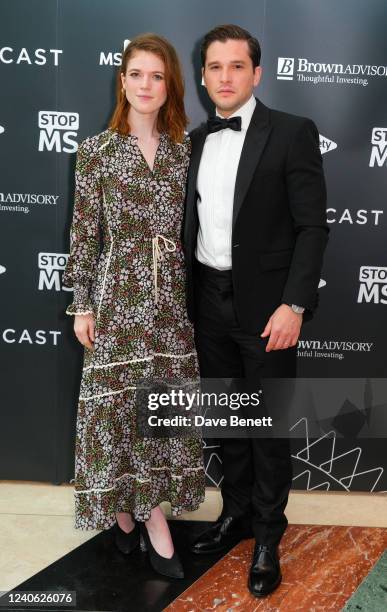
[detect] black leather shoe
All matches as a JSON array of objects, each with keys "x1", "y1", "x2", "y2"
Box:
[
  {"x1": 248, "y1": 543, "x2": 282, "y2": 597},
  {"x1": 139, "y1": 523, "x2": 184, "y2": 579},
  {"x1": 114, "y1": 521, "x2": 140, "y2": 554},
  {"x1": 191, "y1": 516, "x2": 253, "y2": 555}
]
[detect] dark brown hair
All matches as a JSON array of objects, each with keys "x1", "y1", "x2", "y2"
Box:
[
  {"x1": 109, "y1": 33, "x2": 188, "y2": 143},
  {"x1": 201, "y1": 24, "x2": 261, "y2": 69}
]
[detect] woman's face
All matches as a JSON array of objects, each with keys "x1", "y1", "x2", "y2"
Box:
[{"x1": 121, "y1": 50, "x2": 167, "y2": 116}]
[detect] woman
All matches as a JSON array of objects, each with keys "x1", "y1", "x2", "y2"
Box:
[{"x1": 63, "y1": 33, "x2": 205, "y2": 579}]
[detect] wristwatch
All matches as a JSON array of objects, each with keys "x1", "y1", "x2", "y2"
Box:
[{"x1": 288, "y1": 304, "x2": 305, "y2": 314}]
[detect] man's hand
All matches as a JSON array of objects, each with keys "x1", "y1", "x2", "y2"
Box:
[
  {"x1": 261, "y1": 304, "x2": 302, "y2": 352},
  {"x1": 74, "y1": 313, "x2": 95, "y2": 351}
]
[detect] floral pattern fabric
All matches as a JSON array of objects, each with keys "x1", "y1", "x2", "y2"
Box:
[{"x1": 63, "y1": 128, "x2": 205, "y2": 530}]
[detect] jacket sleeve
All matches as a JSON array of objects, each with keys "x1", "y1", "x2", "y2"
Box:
[
  {"x1": 62, "y1": 139, "x2": 102, "y2": 315},
  {"x1": 281, "y1": 118, "x2": 329, "y2": 314},
  {"x1": 180, "y1": 133, "x2": 193, "y2": 247}
]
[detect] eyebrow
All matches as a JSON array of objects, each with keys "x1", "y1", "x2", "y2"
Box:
[
  {"x1": 127, "y1": 68, "x2": 165, "y2": 74},
  {"x1": 207, "y1": 60, "x2": 247, "y2": 66}
]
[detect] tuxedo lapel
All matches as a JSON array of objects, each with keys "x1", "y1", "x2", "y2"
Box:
[
  {"x1": 187, "y1": 124, "x2": 207, "y2": 204},
  {"x1": 184, "y1": 124, "x2": 207, "y2": 245},
  {"x1": 232, "y1": 99, "x2": 272, "y2": 230}
]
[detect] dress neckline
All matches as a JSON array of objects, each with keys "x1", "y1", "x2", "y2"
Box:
[{"x1": 131, "y1": 132, "x2": 168, "y2": 175}]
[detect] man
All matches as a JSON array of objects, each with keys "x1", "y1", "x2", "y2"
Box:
[{"x1": 183, "y1": 25, "x2": 329, "y2": 597}]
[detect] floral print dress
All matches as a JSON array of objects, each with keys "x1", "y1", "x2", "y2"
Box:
[{"x1": 63, "y1": 128, "x2": 205, "y2": 530}]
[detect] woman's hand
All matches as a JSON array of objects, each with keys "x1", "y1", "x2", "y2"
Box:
[{"x1": 74, "y1": 313, "x2": 95, "y2": 350}]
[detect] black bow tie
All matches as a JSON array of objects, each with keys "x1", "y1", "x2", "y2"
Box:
[{"x1": 207, "y1": 116, "x2": 242, "y2": 134}]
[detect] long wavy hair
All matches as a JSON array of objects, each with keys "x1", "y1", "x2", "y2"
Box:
[{"x1": 109, "y1": 33, "x2": 188, "y2": 143}]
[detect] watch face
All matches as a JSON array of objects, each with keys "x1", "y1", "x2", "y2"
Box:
[{"x1": 291, "y1": 305, "x2": 304, "y2": 313}]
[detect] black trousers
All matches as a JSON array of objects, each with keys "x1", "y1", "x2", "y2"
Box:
[{"x1": 193, "y1": 260, "x2": 296, "y2": 547}]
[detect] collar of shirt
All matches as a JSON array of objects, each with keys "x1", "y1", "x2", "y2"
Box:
[{"x1": 215, "y1": 94, "x2": 256, "y2": 132}]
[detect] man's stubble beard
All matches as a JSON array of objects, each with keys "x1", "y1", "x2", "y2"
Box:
[{"x1": 213, "y1": 91, "x2": 253, "y2": 117}]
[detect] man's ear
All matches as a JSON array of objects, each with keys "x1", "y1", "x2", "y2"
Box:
[
  {"x1": 201, "y1": 66, "x2": 206, "y2": 87},
  {"x1": 253, "y1": 66, "x2": 262, "y2": 88}
]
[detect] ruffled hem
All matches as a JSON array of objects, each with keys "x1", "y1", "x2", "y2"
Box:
[{"x1": 73, "y1": 468, "x2": 206, "y2": 530}]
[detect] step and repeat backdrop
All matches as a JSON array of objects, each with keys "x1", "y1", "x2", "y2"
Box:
[{"x1": 1, "y1": 0, "x2": 386, "y2": 492}]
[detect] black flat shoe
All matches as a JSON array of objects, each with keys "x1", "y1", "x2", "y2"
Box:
[
  {"x1": 139, "y1": 523, "x2": 184, "y2": 579},
  {"x1": 191, "y1": 515, "x2": 253, "y2": 555},
  {"x1": 114, "y1": 521, "x2": 140, "y2": 555},
  {"x1": 248, "y1": 543, "x2": 282, "y2": 598}
]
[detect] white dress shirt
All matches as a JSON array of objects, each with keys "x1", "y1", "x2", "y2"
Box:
[{"x1": 195, "y1": 95, "x2": 256, "y2": 270}]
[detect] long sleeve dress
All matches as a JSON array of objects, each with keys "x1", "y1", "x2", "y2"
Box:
[{"x1": 63, "y1": 128, "x2": 205, "y2": 530}]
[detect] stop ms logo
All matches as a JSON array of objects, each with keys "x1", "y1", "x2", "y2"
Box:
[{"x1": 38, "y1": 111, "x2": 79, "y2": 153}]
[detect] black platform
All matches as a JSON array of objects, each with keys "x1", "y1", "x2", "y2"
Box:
[{"x1": 1, "y1": 521, "x2": 240, "y2": 612}]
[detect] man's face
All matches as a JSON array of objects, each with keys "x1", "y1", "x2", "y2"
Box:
[{"x1": 202, "y1": 39, "x2": 262, "y2": 117}]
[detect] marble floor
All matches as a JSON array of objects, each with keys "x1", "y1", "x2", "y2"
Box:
[
  {"x1": 1, "y1": 482, "x2": 387, "y2": 610},
  {"x1": 166, "y1": 525, "x2": 387, "y2": 611}
]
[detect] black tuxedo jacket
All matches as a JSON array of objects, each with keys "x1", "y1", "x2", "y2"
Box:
[{"x1": 182, "y1": 97, "x2": 329, "y2": 334}]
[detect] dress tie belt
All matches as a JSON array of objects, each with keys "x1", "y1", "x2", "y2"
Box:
[{"x1": 152, "y1": 235, "x2": 176, "y2": 303}]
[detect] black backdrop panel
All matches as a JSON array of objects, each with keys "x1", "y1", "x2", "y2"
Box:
[{"x1": 0, "y1": 0, "x2": 386, "y2": 492}]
